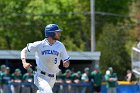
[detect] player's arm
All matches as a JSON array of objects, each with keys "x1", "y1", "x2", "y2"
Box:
[
  {"x1": 21, "y1": 47, "x2": 32, "y2": 69},
  {"x1": 63, "y1": 60, "x2": 70, "y2": 68},
  {"x1": 61, "y1": 44, "x2": 70, "y2": 68}
]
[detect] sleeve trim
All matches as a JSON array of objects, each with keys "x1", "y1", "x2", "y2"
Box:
[
  {"x1": 64, "y1": 56, "x2": 70, "y2": 61},
  {"x1": 27, "y1": 44, "x2": 30, "y2": 52}
]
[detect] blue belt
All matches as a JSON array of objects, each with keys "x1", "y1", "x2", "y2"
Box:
[{"x1": 40, "y1": 71, "x2": 54, "y2": 77}]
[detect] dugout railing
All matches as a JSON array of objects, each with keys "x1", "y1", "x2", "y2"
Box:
[
  {"x1": 7, "y1": 82, "x2": 36, "y2": 93},
  {"x1": 7, "y1": 82, "x2": 93, "y2": 93},
  {"x1": 5, "y1": 81, "x2": 140, "y2": 93}
]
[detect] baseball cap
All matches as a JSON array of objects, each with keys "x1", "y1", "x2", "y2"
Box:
[
  {"x1": 15, "y1": 68, "x2": 21, "y2": 72},
  {"x1": 108, "y1": 67, "x2": 113, "y2": 71},
  {"x1": 27, "y1": 68, "x2": 33, "y2": 72},
  {"x1": 66, "y1": 69, "x2": 71, "y2": 73},
  {"x1": 0, "y1": 65, "x2": 6, "y2": 69},
  {"x1": 84, "y1": 67, "x2": 89, "y2": 72},
  {"x1": 6, "y1": 67, "x2": 10, "y2": 70},
  {"x1": 77, "y1": 71, "x2": 81, "y2": 75},
  {"x1": 106, "y1": 70, "x2": 110, "y2": 75}
]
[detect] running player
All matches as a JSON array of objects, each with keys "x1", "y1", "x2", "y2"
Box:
[{"x1": 21, "y1": 24, "x2": 70, "y2": 93}]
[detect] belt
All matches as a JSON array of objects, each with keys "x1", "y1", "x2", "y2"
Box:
[{"x1": 40, "y1": 71, "x2": 54, "y2": 77}]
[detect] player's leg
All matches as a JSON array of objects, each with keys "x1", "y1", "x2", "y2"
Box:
[
  {"x1": 112, "y1": 87, "x2": 117, "y2": 93},
  {"x1": 36, "y1": 76, "x2": 53, "y2": 93},
  {"x1": 48, "y1": 76, "x2": 56, "y2": 88},
  {"x1": 34, "y1": 73, "x2": 53, "y2": 93},
  {"x1": 107, "y1": 88, "x2": 112, "y2": 93}
]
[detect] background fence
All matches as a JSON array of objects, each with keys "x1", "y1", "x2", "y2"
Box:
[{"x1": 4, "y1": 82, "x2": 140, "y2": 93}]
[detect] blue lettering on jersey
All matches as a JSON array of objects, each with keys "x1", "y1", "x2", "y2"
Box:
[{"x1": 41, "y1": 50, "x2": 59, "y2": 56}]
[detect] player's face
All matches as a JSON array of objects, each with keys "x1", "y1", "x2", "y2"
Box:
[{"x1": 54, "y1": 32, "x2": 61, "y2": 40}]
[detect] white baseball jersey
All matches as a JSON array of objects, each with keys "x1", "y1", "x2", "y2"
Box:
[
  {"x1": 137, "y1": 42, "x2": 140, "y2": 49},
  {"x1": 27, "y1": 38, "x2": 70, "y2": 74}
]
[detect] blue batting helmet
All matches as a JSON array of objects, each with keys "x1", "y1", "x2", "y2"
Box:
[{"x1": 44, "y1": 24, "x2": 62, "y2": 38}]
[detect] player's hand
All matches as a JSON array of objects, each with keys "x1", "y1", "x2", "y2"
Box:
[
  {"x1": 74, "y1": 79, "x2": 80, "y2": 84},
  {"x1": 22, "y1": 58, "x2": 32, "y2": 69},
  {"x1": 63, "y1": 61, "x2": 70, "y2": 68},
  {"x1": 23, "y1": 62, "x2": 32, "y2": 69},
  {"x1": 109, "y1": 78, "x2": 114, "y2": 82}
]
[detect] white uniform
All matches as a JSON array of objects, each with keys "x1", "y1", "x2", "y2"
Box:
[
  {"x1": 27, "y1": 38, "x2": 70, "y2": 93},
  {"x1": 137, "y1": 42, "x2": 140, "y2": 49}
]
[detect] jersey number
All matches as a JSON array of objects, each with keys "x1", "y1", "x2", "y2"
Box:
[{"x1": 54, "y1": 58, "x2": 57, "y2": 64}]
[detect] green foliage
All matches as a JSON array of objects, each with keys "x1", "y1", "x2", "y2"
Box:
[
  {"x1": 96, "y1": 0, "x2": 132, "y2": 14},
  {"x1": 97, "y1": 24, "x2": 131, "y2": 79},
  {"x1": 0, "y1": 0, "x2": 134, "y2": 50},
  {"x1": 95, "y1": 0, "x2": 133, "y2": 40},
  {"x1": 0, "y1": 0, "x2": 91, "y2": 50}
]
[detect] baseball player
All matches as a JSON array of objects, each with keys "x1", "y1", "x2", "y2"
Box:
[{"x1": 21, "y1": 24, "x2": 70, "y2": 93}]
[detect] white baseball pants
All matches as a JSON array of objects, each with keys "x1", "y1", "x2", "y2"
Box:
[{"x1": 34, "y1": 71, "x2": 56, "y2": 93}]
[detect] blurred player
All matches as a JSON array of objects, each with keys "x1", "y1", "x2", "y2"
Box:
[
  {"x1": 105, "y1": 67, "x2": 118, "y2": 93},
  {"x1": 11, "y1": 68, "x2": 22, "y2": 93},
  {"x1": 0, "y1": 65, "x2": 6, "y2": 93},
  {"x1": 90, "y1": 65, "x2": 103, "y2": 93},
  {"x1": 1, "y1": 67, "x2": 11, "y2": 93},
  {"x1": 22, "y1": 68, "x2": 34, "y2": 93},
  {"x1": 21, "y1": 24, "x2": 70, "y2": 93}
]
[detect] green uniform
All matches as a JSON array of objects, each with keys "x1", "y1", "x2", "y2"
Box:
[
  {"x1": 91, "y1": 71, "x2": 102, "y2": 86},
  {"x1": 56, "y1": 74, "x2": 62, "y2": 80},
  {"x1": 22, "y1": 73, "x2": 34, "y2": 93},
  {"x1": 73, "y1": 73, "x2": 81, "y2": 81},
  {"x1": 61, "y1": 71, "x2": 73, "y2": 93},
  {"x1": 62, "y1": 73, "x2": 73, "y2": 81},
  {"x1": 22, "y1": 73, "x2": 34, "y2": 83},
  {"x1": 1, "y1": 73, "x2": 11, "y2": 85},
  {"x1": 11, "y1": 73, "x2": 22, "y2": 82},
  {"x1": 105, "y1": 73, "x2": 117, "y2": 88},
  {"x1": 0, "y1": 72, "x2": 5, "y2": 86}
]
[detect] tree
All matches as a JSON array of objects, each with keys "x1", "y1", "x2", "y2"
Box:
[
  {"x1": 0, "y1": 0, "x2": 134, "y2": 51},
  {"x1": 95, "y1": 0, "x2": 133, "y2": 40},
  {"x1": 97, "y1": 24, "x2": 131, "y2": 79},
  {"x1": 0, "y1": 0, "x2": 91, "y2": 50}
]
